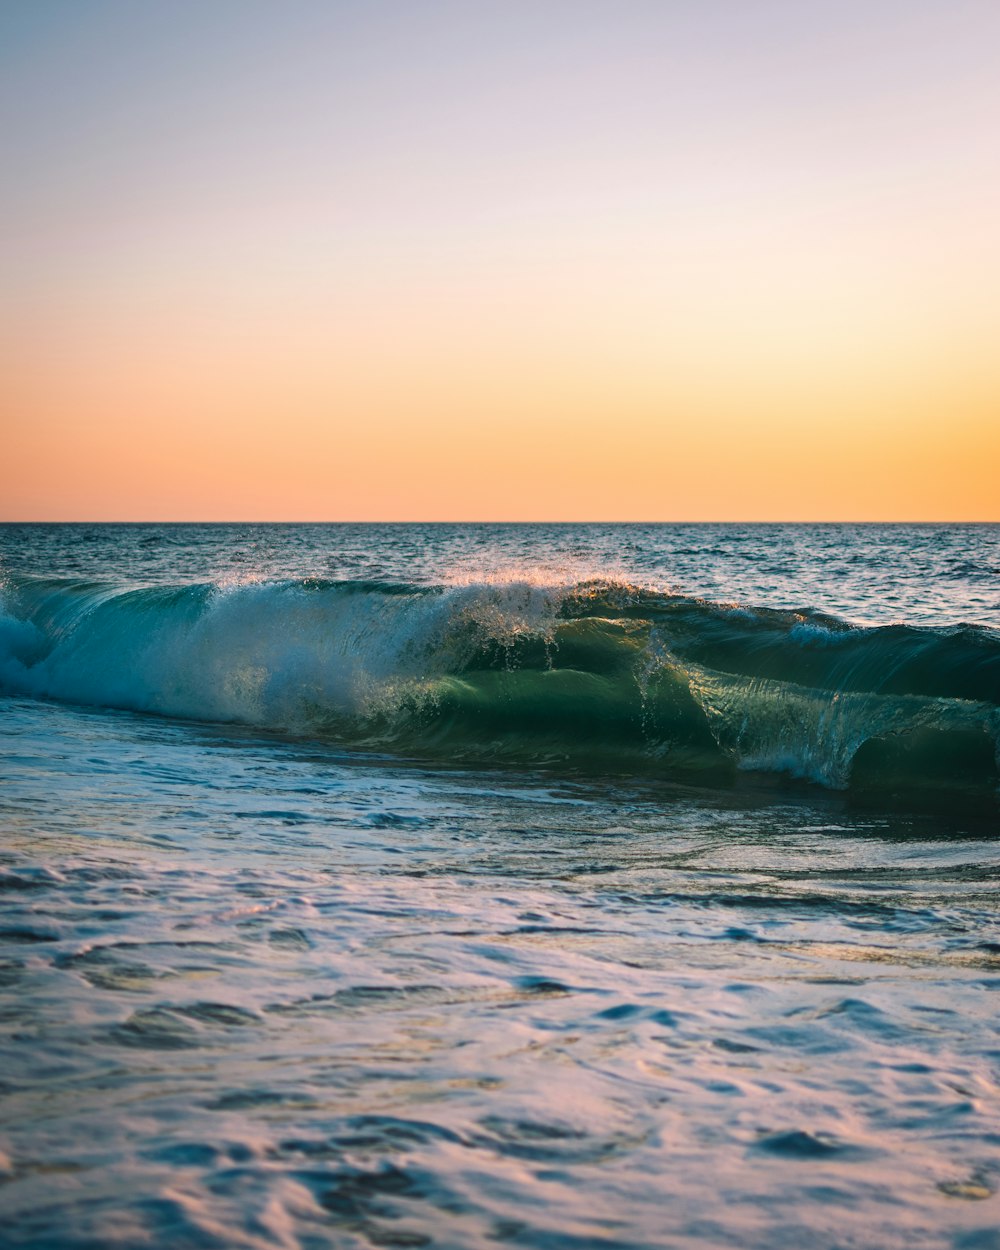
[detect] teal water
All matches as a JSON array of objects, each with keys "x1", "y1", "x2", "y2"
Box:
[{"x1": 1, "y1": 524, "x2": 998, "y2": 1248}]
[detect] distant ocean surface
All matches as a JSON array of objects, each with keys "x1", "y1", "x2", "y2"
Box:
[{"x1": 1, "y1": 523, "x2": 998, "y2": 1249}]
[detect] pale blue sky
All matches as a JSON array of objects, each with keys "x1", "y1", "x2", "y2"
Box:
[{"x1": 3, "y1": 1, "x2": 999, "y2": 519}]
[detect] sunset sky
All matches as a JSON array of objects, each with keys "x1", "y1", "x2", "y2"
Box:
[{"x1": 2, "y1": 0, "x2": 998, "y2": 520}]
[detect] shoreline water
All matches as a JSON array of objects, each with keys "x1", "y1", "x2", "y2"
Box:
[{"x1": 1, "y1": 523, "x2": 998, "y2": 1248}]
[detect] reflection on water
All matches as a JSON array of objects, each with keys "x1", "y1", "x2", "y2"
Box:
[
  {"x1": 3, "y1": 520, "x2": 999, "y2": 625},
  {"x1": 2, "y1": 696, "x2": 998, "y2": 1249}
]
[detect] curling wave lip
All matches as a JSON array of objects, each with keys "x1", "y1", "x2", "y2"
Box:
[{"x1": 1, "y1": 575, "x2": 997, "y2": 811}]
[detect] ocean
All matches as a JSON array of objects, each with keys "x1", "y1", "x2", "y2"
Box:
[{"x1": 1, "y1": 522, "x2": 998, "y2": 1249}]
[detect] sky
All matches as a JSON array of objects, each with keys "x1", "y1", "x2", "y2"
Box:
[{"x1": 2, "y1": 0, "x2": 998, "y2": 520}]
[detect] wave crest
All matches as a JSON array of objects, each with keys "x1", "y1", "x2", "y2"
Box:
[{"x1": 1, "y1": 575, "x2": 997, "y2": 809}]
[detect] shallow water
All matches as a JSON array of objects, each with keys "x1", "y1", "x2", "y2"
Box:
[{"x1": 1, "y1": 524, "x2": 998, "y2": 1248}]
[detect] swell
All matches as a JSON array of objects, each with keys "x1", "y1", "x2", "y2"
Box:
[{"x1": 1, "y1": 575, "x2": 997, "y2": 811}]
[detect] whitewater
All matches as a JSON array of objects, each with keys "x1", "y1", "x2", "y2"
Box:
[{"x1": 1, "y1": 523, "x2": 999, "y2": 1249}]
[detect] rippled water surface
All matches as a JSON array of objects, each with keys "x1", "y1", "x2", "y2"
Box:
[
  {"x1": 2, "y1": 521, "x2": 999, "y2": 624},
  {"x1": 1, "y1": 524, "x2": 998, "y2": 1248}
]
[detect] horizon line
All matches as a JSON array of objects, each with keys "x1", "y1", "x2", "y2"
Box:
[{"x1": 2, "y1": 519, "x2": 998, "y2": 527}]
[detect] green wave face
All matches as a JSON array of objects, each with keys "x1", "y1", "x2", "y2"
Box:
[{"x1": 1, "y1": 576, "x2": 997, "y2": 812}]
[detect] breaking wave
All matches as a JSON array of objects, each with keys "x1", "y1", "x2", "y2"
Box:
[{"x1": 1, "y1": 575, "x2": 997, "y2": 810}]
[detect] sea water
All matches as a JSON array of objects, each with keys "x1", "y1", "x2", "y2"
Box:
[{"x1": 0, "y1": 523, "x2": 998, "y2": 1249}]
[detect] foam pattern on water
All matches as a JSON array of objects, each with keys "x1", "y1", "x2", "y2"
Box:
[
  {"x1": 2, "y1": 524, "x2": 999, "y2": 1249},
  {"x1": 1, "y1": 698, "x2": 999, "y2": 1249}
]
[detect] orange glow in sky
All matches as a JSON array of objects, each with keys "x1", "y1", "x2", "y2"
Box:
[{"x1": 2, "y1": 1, "x2": 998, "y2": 520}]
